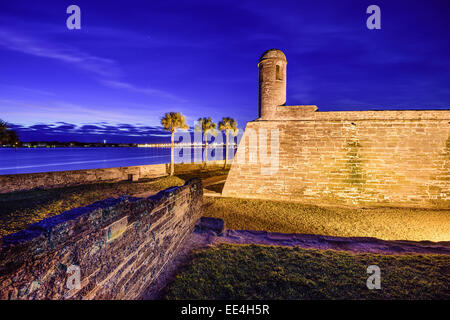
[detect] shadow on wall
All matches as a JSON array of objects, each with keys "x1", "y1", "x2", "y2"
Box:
[
  {"x1": 344, "y1": 139, "x2": 366, "y2": 190},
  {"x1": 429, "y1": 135, "x2": 450, "y2": 208}
]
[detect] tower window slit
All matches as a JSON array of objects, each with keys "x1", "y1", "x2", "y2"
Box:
[{"x1": 276, "y1": 65, "x2": 281, "y2": 80}]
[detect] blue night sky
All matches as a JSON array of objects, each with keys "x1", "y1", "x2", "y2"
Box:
[{"x1": 0, "y1": 0, "x2": 449, "y2": 143}]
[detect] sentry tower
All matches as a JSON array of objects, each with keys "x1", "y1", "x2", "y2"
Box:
[{"x1": 258, "y1": 49, "x2": 287, "y2": 120}]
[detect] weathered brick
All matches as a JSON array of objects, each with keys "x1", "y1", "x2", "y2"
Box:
[{"x1": 0, "y1": 179, "x2": 203, "y2": 300}]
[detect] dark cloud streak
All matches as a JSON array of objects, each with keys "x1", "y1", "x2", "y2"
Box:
[{"x1": 11, "y1": 122, "x2": 172, "y2": 144}]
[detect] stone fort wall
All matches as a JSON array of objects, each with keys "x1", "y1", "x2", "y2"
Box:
[
  {"x1": 0, "y1": 179, "x2": 202, "y2": 300},
  {"x1": 222, "y1": 109, "x2": 450, "y2": 208}
]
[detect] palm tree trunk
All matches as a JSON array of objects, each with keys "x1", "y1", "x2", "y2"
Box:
[
  {"x1": 203, "y1": 134, "x2": 208, "y2": 168},
  {"x1": 204, "y1": 134, "x2": 208, "y2": 168},
  {"x1": 224, "y1": 130, "x2": 229, "y2": 169},
  {"x1": 170, "y1": 132, "x2": 175, "y2": 176}
]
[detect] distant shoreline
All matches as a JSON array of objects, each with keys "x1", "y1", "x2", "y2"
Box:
[
  {"x1": 0, "y1": 146, "x2": 140, "y2": 149},
  {"x1": 0, "y1": 144, "x2": 237, "y2": 149},
  {"x1": 0, "y1": 146, "x2": 236, "y2": 175}
]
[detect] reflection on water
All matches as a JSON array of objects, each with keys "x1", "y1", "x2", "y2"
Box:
[{"x1": 0, "y1": 147, "x2": 235, "y2": 175}]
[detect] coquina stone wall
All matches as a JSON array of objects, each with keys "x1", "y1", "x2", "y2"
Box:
[
  {"x1": 0, "y1": 178, "x2": 203, "y2": 300},
  {"x1": 222, "y1": 109, "x2": 450, "y2": 208},
  {"x1": 172, "y1": 160, "x2": 230, "y2": 173},
  {"x1": 0, "y1": 164, "x2": 167, "y2": 194}
]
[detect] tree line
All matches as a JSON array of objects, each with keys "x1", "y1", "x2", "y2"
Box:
[
  {"x1": 161, "y1": 112, "x2": 238, "y2": 176},
  {"x1": 0, "y1": 120, "x2": 19, "y2": 147}
]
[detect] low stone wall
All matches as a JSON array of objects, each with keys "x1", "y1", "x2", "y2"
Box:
[
  {"x1": 0, "y1": 178, "x2": 203, "y2": 300},
  {"x1": 0, "y1": 164, "x2": 167, "y2": 194},
  {"x1": 172, "y1": 160, "x2": 229, "y2": 173}
]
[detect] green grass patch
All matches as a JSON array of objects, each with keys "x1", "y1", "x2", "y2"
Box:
[
  {"x1": 203, "y1": 197, "x2": 450, "y2": 242},
  {"x1": 0, "y1": 168, "x2": 230, "y2": 237},
  {"x1": 166, "y1": 244, "x2": 450, "y2": 300},
  {"x1": 0, "y1": 175, "x2": 187, "y2": 237}
]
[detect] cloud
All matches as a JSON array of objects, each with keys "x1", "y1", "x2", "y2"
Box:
[
  {"x1": 11, "y1": 122, "x2": 172, "y2": 143},
  {"x1": 102, "y1": 80, "x2": 187, "y2": 102},
  {"x1": 0, "y1": 28, "x2": 188, "y2": 104},
  {"x1": 0, "y1": 30, "x2": 119, "y2": 78},
  {"x1": 0, "y1": 84, "x2": 55, "y2": 96},
  {"x1": 0, "y1": 99, "x2": 172, "y2": 125}
]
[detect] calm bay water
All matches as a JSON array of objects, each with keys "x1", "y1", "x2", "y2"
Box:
[{"x1": 0, "y1": 147, "x2": 232, "y2": 175}]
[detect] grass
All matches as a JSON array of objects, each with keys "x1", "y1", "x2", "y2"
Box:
[
  {"x1": 0, "y1": 168, "x2": 229, "y2": 237},
  {"x1": 166, "y1": 244, "x2": 450, "y2": 300},
  {"x1": 203, "y1": 197, "x2": 450, "y2": 242}
]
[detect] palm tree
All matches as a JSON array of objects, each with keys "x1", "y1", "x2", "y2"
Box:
[
  {"x1": 0, "y1": 119, "x2": 19, "y2": 146},
  {"x1": 218, "y1": 117, "x2": 238, "y2": 168},
  {"x1": 0, "y1": 120, "x2": 6, "y2": 145},
  {"x1": 7, "y1": 130, "x2": 19, "y2": 147},
  {"x1": 195, "y1": 117, "x2": 217, "y2": 167},
  {"x1": 161, "y1": 112, "x2": 188, "y2": 176},
  {"x1": 0, "y1": 120, "x2": 6, "y2": 131}
]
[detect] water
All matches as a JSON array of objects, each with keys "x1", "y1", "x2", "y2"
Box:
[{"x1": 0, "y1": 147, "x2": 234, "y2": 175}]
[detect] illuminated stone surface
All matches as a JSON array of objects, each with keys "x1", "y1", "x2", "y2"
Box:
[{"x1": 223, "y1": 49, "x2": 450, "y2": 208}]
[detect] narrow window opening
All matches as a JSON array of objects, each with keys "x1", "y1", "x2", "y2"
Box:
[{"x1": 276, "y1": 65, "x2": 281, "y2": 80}]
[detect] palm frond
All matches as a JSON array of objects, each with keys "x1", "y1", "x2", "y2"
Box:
[
  {"x1": 219, "y1": 117, "x2": 238, "y2": 136},
  {"x1": 161, "y1": 112, "x2": 188, "y2": 133}
]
